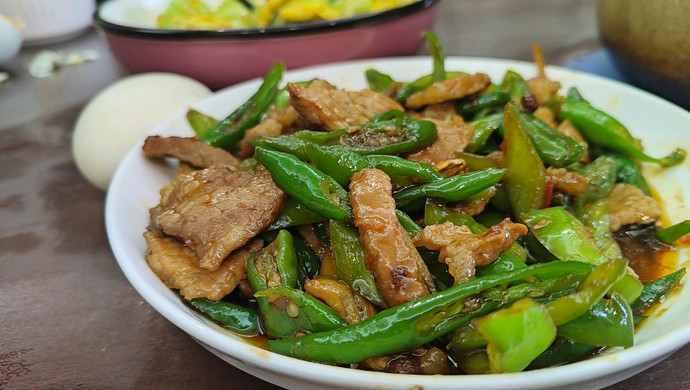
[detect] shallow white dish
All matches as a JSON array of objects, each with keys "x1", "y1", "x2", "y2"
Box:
[{"x1": 105, "y1": 57, "x2": 690, "y2": 390}]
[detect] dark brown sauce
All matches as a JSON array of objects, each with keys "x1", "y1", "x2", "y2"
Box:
[{"x1": 613, "y1": 225, "x2": 677, "y2": 284}]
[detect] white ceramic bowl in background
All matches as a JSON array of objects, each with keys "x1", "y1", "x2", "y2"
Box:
[
  {"x1": 0, "y1": 0, "x2": 95, "y2": 45},
  {"x1": 105, "y1": 57, "x2": 690, "y2": 390}
]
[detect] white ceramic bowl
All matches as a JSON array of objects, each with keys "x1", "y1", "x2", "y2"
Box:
[
  {"x1": 105, "y1": 57, "x2": 690, "y2": 390},
  {"x1": 0, "y1": 0, "x2": 94, "y2": 45}
]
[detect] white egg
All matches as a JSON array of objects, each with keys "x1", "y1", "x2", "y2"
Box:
[
  {"x1": 72, "y1": 73, "x2": 212, "y2": 190},
  {"x1": 0, "y1": 16, "x2": 22, "y2": 65}
]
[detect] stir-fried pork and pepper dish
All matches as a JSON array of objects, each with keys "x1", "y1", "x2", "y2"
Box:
[{"x1": 142, "y1": 35, "x2": 689, "y2": 374}]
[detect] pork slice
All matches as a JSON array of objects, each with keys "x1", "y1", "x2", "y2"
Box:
[
  {"x1": 288, "y1": 80, "x2": 403, "y2": 131},
  {"x1": 547, "y1": 167, "x2": 589, "y2": 196},
  {"x1": 303, "y1": 278, "x2": 377, "y2": 325},
  {"x1": 155, "y1": 166, "x2": 286, "y2": 271},
  {"x1": 414, "y1": 219, "x2": 527, "y2": 283},
  {"x1": 238, "y1": 106, "x2": 303, "y2": 158},
  {"x1": 142, "y1": 136, "x2": 239, "y2": 168},
  {"x1": 405, "y1": 73, "x2": 491, "y2": 109},
  {"x1": 144, "y1": 230, "x2": 263, "y2": 301},
  {"x1": 608, "y1": 183, "x2": 662, "y2": 231},
  {"x1": 406, "y1": 104, "x2": 474, "y2": 166},
  {"x1": 349, "y1": 168, "x2": 435, "y2": 307}
]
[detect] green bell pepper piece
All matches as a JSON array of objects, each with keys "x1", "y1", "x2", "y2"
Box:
[
  {"x1": 502, "y1": 102, "x2": 547, "y2": 219},
  {"x1": 557, "y1": 292, "x2": 634, "y2": 347},
  {"x1": 630, "y1": 268, "x2": 686, "y2": 314},
  {"x1": 476, "y1": 298, "x2": 557, "y2": 373},
  {"x1": 186, "y1": 108, "x2": 217, "y2": 138},
  {"x1": 655, "y1": 220, "x2": 690, "y2": 244}
]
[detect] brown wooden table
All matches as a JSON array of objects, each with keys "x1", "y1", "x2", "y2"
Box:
[{"x1": 1, "y1": 1, "x2": 688, "y2": 388}]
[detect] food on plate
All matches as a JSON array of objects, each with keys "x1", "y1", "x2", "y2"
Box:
[
  {"x1": 157, "y1": 0, "x2": 419, "y2": 30},
  {"x1": 141, "y1": 35, "x2": 689, "y2": 374}
]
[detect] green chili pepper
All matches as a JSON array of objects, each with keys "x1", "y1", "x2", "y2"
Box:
[
  {"x1": 190, "y1": 298, "x2": 260, "y2": 335},
  {"x1": 201, "y1": 62, "x2": 284, "y2": 150},
  {"x1": 558, "y1": 100, "x2": 686, "y2": 166},
  {"x1": 186, "y1": 108, "x2": 217, "y2": 138},
  {"x1": 523, "y1": 207, "x2": 643, "y2": 303},
  {"x1": 252, "y1": 129, "x2": 346, "y2": 161},
  {"x1": 266, "y1": 261, "x2": 595, "y2": 364},
  {"x1": 630, "y1": 268, "x2": 686, "y2": 314},
  {"x1": 517, "y1": 110, "x2": 586, "y2": 167},
  {"x1": 456, "y1": 92, "x2": 511, "y2": 119},
  {"x1": 340, "y1": 116, "x2": 438, "y2": 155},
  {"x1": 254, "y1": 286, "x2": 348, "y2": 332},
  {"x1": 455, "y1": 152, "x2": 500, "y2": 170},
  {"x1": 329, "y1": 220, "x2": 387, "y2": 308},
  {"x1": 557, "y1": 292, "x2": 634, "y2": 347},
  {"x1": 365, "y1": 69, "x2": 395, "y2": 92},
  {"x1": 393, "y1": 31, "x2": 448, "y2": 104},
  {"x1": 465, "y1": 113, "x2": 504, "y2": 153},
  {"x1": 254, "y1": 147, "x2": 351, "y2": 221},
  {"x1": 528, "y1": 338, "x2": 599, "y2": 369},
  {"x1": 500, "y1": 70, "x2": 531, "y2": 102},
  {"x1": 581, "y1": 154, "x2": 651, "y2": 196},
  {"x1": 293, "y1": 235, "x2": 321, "y2": 288},
  {"x1": 247, "y1": 229, "x2": 300, "y2": 338},
  {"x1": 305, "y1": 144, "x2": 444, "y2": 187},
  {"x1": 394, "y1": 168, "x2": 506, "y2": 209},
  {"x1": 476, "y1": 298, "x2": 557, "y2": 373},
  {"x1": 546, "y1": 258, "x2": 628, "y2": 325},
  {"x1": 268, "y1": 198, "x2": 324, "y2": 231},
  {"x1": 655, "y1": 220, "x2": 690, "y2": 244},
  {"x1": 450, "y1": 258, "x2": 624, "y2": 357},
  {"x1": 580, "y1": 198, "x2": 624, "y2": 260},
  {"x1": 565, "y1": 87, "x2": 588, "y2": 103},
  {"x1": 502, "y1": 102, "x2": 547, "y2": 219}
]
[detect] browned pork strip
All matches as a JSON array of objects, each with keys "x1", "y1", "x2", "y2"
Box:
[
  {"x1": 405, "y1": 73, "x2": 491, "y2": 109},
  {"x1": 288, "y1": 80, "x2": 403, "y2": 131},
  {"x1": 528, "y1": 76, "x2": 561, "y2": 105},
  {"x1": 303, "y1": 278, "x2": 378, "y2": 325},
  {"x1": 360, "y1": 347, "x2": 450, "y2": 375},
  {"x1": 154, "y1": 167, "x2": 286, "y2": 271},
  {"x1": 144, "y1": 231, "x2": 262, "y2": 301},
  {"x1": 414, "y1": 219, "x2": 528, "y2": 283},
  {"x1": 142, "y1": 136, "x2": 239, "y2": 168},
  {"x1": 547, "y1": 167, "x2": 589, "y2": 196},
  {"x1": 238, "y1": 106, "x2": 303, "y2": 158},
  {"x1": 406, "y1": 104, "x2": 474, "y2": 166},
  {"x1": 349, "y1": 168, "x2": 435, "y2": 307},
  {"x1": 608, "y1": 183, "x2": 662, "y2": 231}
]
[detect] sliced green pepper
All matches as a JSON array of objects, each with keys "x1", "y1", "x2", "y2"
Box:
[
  {"x1": 523, "y1": 207, "x2": 643, "y2": 303},
  {"x1": 465, "y1": 113, "x2": 504, "y2": 153},
  {"x1": 266, "y1": 261, "x2": 594, "y2": 364},
  {"x1": 201, "y1": 62, "x2": 284, "y2": 150},
  {"x1": 186, "y1": 108, "x2": 217, "y2": 138},
  {"x1": 500, "y1": 70, "x2": 531, "y2": 103},
  {"x1": 528, "y1": 338, "x2": 599, "y2": 369},
  {"x1": 517, "y1": 110, "x2": 586, "y2": 167},
  {"x1": 365, "y1": 68, "x2": 395, "y2": 93},
  {"x1": 557, "y1": 292, "x2": 634, "y2": 347},
  {"x1": 502, "y1": 102, "x2": 547, "y2": 219},
  {"x1": 630, "y1": 268, "x2": 686, "y2": 314},
  {"x1": 476, "y1": 298, "x2": 557, "y2": 373},
  {"x1": 254, "y1": 147, "x2": 351, "y2": 221},
  {"x1": 393, "y1": 168, "x2": 506, "y2": 209},
  {"x1": 254, "y1": 286, "x2": 348, "y2": 333},
  {"x1": 329, "y1": 220, "x2": 387, "y2": 308},
  {"x1": 293, "y1": 235, "x2": 321, "y2": 288},
  {"x1": 305, "y1": 144, "x2": 444, "y2": 187},
  {"x1": 268, "y1": 198, "x2": 325, "y2": 231},
  {"x1": 190, "y1": 298, "x2": 260, "y2": 335},
  {"x1": 456, "y1": 92, "x2": 511, "y2": 119},
  {"x1": 655, "y1": 220, "x2": 690, "y2": 244},
  {"x1": 580, "y1": 198, "x2": 624, "y2": 260},
  {"x1": 559, "y1": 100, "x2": 686, "y2": 166}
]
